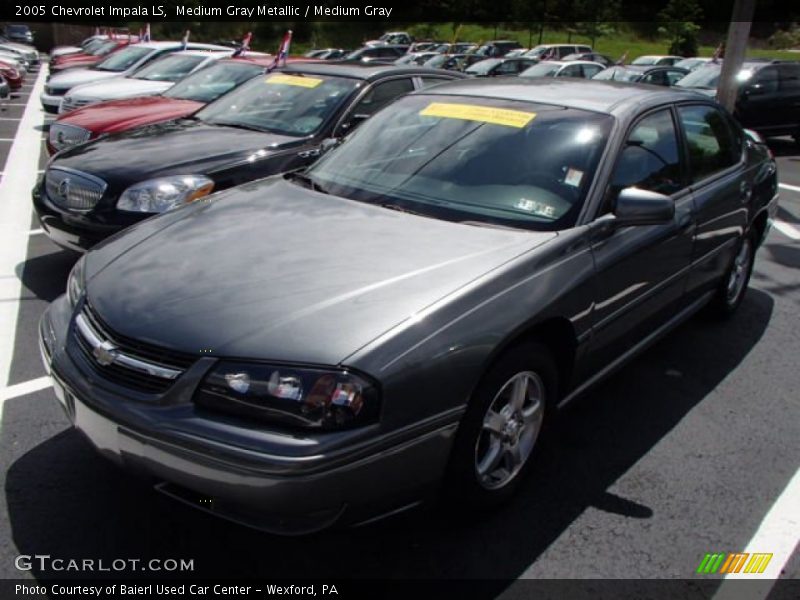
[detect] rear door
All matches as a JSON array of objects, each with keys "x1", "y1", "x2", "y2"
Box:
[
  {"x1": 677, "y1": 103, "x2": 749, "y2": 298},
  {"x1": 777, "y1": 63, "x2": 800, "y2": 132},
  {"x1": 736, "y1": 65, "x2": 779, "y2": 133}
]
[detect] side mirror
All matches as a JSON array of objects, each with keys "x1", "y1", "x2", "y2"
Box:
[
  {"x1": 613, "y1": 187, "x2": 674, "y2": 226},
  {"x1": 341, "y1": 113, "x2": 369, "y2": 133},
  {"x1": 319, "y1": 137, "x2": 341, "y2": 155}
]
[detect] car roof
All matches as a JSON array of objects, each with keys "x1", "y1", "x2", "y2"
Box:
[
  {"x1": 169, "y1": 50, "x2": 232, "y2": 59},
  {"x1": 134, "y1": 41, "x2": 229, "y2": 51},
  {"x1": 412, "y1": 77, "x2": 706, "y2": 114},
  {"x1": 281, "y1": 61, "x2": 461, "y2": 81},
  {"x1": 222, "y1": 55, "x2": 317, "y2": 67}
]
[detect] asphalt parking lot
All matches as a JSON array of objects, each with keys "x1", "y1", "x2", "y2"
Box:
[{"x1": 0, "y1": 62, "x2": 798, "y2": 594}]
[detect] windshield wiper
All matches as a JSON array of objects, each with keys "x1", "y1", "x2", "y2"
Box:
[{"x1": 290, "y1": 172, "x2": 329, "y2": 195}]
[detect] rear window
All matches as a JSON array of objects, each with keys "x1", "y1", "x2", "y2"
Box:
[
  {"x1": 165, "y1": 61, "x2": 264, "y2": 103},
  {"x1": 94, "y1": 46, "x2": 153, "y2": 72}
]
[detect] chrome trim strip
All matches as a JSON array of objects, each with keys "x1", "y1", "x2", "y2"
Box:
[{"x1": 75, "y1": 313, "x2": 182, "y2": 380}]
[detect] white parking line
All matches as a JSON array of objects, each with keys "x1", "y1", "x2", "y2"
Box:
[
  {"x1": 0, "y1": 376, "x2": 52, "y2": 402},
  {"x1": 778, "y1": 183, "x2": 800, "y2": 194},
  {"x1": 712, "y1": 468, "x2": 800, "y2": 599},
  {"x1": 774, "y1": 221, "x2": 800, "y2": 241},
  {"x1": 0, "y1": 65, "x2": 46, "y2": 424}
]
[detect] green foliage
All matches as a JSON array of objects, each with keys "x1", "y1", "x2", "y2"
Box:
[
  {"x1": 767, "y1": 25, "x2": 800, "y2": 50},
  {"x1": 657, "y1": 0, "x2": 703, "y2": 56}
]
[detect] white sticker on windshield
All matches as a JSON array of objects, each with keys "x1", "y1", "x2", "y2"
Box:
[
  {"x1": 516, "y1": 199, "x2": 556, "y2": 218},
  {"x1": 564, "y1": 168, "x2": 584, "y2": 188}
]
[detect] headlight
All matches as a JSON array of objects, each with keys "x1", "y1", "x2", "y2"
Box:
[
  {"x1": 117, "y1": 175, "x2": 214, "y2": 213},
  {"x1": 66, "y1": 256, "x2": 86, "y2": 307},
  {"x1": 48, "y1": 123, "x2": 91, "y2": 151},
  {"x1": 194, "y1": 362, "x2": 380, "y2": 430}
]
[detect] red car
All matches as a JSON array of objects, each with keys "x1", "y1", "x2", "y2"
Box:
[
  {"x1": 47, "y1": 56, "x2": 318, "y2": 155},
  {"x1": 0, "y1": 60, "x2": 23, "y2": 90},
  {"x1": 50, "y1": 38, "x2": 138, "y2": 73}
]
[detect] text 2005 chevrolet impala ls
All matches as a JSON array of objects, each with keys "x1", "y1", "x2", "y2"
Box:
[{"x1": 40, "y1": 79, "x2": 778, "y2": 534}]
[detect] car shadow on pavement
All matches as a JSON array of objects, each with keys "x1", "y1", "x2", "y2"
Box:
[
  {"x1": 4, "y1": 289, "x2": 774, "y2": 583},
  {"x1": 16, "y1": 248, "x2": 78, "y2": 303}
]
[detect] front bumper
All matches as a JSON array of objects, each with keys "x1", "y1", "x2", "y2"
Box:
[
  {"x1": 39, "y1": 297, "x2": 458, "y2": 534},
  {"x1": 40, "y1": 92, "x2": 63, "y2": 113},
  {"x1": 32, "y1": 182, "x2": 142, "y2": 252}
]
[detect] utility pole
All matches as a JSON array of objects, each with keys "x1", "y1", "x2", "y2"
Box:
[{"x1": 716, "y1": 0, "x2": 756, "y2": 113}]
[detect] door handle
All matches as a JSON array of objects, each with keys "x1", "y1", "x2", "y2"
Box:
[
  {"x1": 739, "y1": 181, "x2": 752, "y2": 203},
  {"x1": 298, "y1": 148, "x2": 320, "y2": 159}
]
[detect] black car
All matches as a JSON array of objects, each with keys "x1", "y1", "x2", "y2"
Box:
[
  {"x1": 342, "y1": 45, "x2": 409, "y2": 64},
  {"x1": 465, "y1": 57, "x2": 538, "y2": 77},
  {"x1": 423, "y1": 53, "x2": 485, "y2": 72},
  {"x1": 676, "y1": 60, "x2": 800, "y2": 142},
  {"x1": 3, "y1": 24, "x2": 34, "y2": 45},
  {"x1": 593, "y1": 65, "x2": 689, "y2": 87},
  {"x1": 34, "y1": 63, "x2": 464, "y2": 251},
  {"x1": 40, "y1": 79, "x2": 778, "y2": 533},
  {"x1": 474, "y1": 40, "x2": 523, "y2": 58}
]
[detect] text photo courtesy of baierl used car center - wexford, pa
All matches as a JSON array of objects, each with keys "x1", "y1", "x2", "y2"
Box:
[{"x1": 0, "y1": 0, "x2": 798, "y2": 599}]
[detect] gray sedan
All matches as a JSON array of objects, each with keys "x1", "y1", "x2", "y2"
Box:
[{"x1": 39, "y1": 79, "x2": 778, "y2": 534}]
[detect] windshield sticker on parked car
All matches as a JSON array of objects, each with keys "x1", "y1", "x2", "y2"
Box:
[
  {"x1": 516, "y1": 198, "x2": 556, "y2": 218},
  {"x1": 265, "y1": 74, "x2": 324, "y2": 88},
  {"x1": 564, "y1": 168, "x2": 584, "y2": 187},
  {"x1": 419, "y1": 102, "x2": 536, "y2": 128}
]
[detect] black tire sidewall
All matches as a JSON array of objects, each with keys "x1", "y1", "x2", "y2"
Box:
[{"x1": 445, "y1": 342, "x2": 558, "y2": 508}]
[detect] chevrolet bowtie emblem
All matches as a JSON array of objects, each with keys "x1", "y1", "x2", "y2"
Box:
[{"x1": 92, "y1": 340, "x2": 117, "y2": 366}]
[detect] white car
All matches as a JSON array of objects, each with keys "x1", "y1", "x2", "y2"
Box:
[
  {"x1": 0, "y1": 51, "x2": 27, "y2": 73},
  {"x1": 631, "y1": 55, "x2": 684, "y2": 66},
  {"x1": 0, "y1": 41, "x2": 38, "y2": 67},
  {"x1": 520, "y1": 60, "x2": 606, "y2": 80},
  {"x1": 41, "y1": 41, "x2": 229, "y2": 113},
  {"x1": 60, "y1": 50, "x2": 232, "y2": 113}
]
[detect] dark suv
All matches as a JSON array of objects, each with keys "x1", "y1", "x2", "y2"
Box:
[{"x1": 676, "y1": 60, "x2": 800, "y2": 142}]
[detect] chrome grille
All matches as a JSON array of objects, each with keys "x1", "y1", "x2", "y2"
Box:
[
  {"x1": 72, "y1": 304, "x2": 197, "y2": 394},
  {"x1": 59, "y1": 97, "x2": 93, "y2": 113},
  {"x1": 44, "y1": 167, "x2": 106, "y2": 211}
]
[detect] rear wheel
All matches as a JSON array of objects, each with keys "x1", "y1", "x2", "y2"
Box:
[
  {"x1": 708, "y1": 233, "x2": 755, "y2": 318},
  {"x1": 445, "y1": 343, "x2": 556, "y2": 507}
]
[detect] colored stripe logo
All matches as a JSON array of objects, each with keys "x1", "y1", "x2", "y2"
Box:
[{"x1": 696, "y1": 552, "x2": 773, "y2": 574}]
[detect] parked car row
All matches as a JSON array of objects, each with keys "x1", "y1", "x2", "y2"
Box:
[{"x1": 36, "y1": 59, "x2": 780, "y2": 533}]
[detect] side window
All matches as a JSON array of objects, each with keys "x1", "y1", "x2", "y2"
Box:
[
  {"x1": 609, "y1": 109, "x2": 683, "y2": 198},
  {"x1": 677, "y1": 105, "x2": 739, "y2": 182},
  {"x1": 751, "y1": 67, "x2": 779, "y2": 94},
  {"x1": 578, "y1": 46, "x2": 592, "y2": 53},
  {"x1": 559, "y1": 65, "x2": 582, "y2": 78},
  {"x1": 495, "y1": 61, "x2": 519, "y2": 75},
  {"x1": 665, "y1": 70, "x2": 686, "y2": 86},
  {"x1": 779, "y1": 64, "x2": 800, "y2": 92},
  {"x1": 642, "y1": 71, "x2": 667, "y2": 86},
  {"x1": 582, "y1": 64, "x2": 603, "y2": 79},
  {"x1": 350, "y1": 78, "x2": 414, "y2": 118},
  {"x1": 418, "y1": 77, "x2": 451, "y2": 89}
]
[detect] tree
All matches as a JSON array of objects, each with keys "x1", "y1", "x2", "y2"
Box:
[{"x1": 658, "y1": 0, "x2": 703, "y2": 56}]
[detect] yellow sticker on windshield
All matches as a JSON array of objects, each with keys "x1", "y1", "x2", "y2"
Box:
[
  {"x1": 420, "y1": 102, "x2": 536, "y2": 128},
  {"x1": 265, "y1": 74, "x2": 323, "y2": 88}
]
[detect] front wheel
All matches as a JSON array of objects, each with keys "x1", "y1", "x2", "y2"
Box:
[
  {"x1": 709, "y1": 233, "x2": 755, "y2": 318},
  {"x1": 444, "y1": 343, "x2": 557, "y2": 507}
]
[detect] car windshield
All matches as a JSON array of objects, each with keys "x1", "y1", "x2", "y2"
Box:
[
  {"x1": 91, "y1": 40, "x2": 118, "y2": 56},
  {"x1": 195, "y1": 71, "x2": 358, "y2": 136},
  {"x1": 520, "y1": 62, "x2": 561, "y2": 77},
  {"x1": 526, "y1": 46, "x2": 551, "y2": 58},
  {"x1": 592, "y1": 67, "x2": 641, "y2": 82},
  {"x1": 165, "y1": 61, "x2": 263, "y2": 102},
  {"x1": 674, "y1": 64, "x2": 721, "y2": 89},
  {"x1": 94, "y1": 46, "x2": 152, "y2": 71},
  {"x1": 632, "y1": 56, "x2": 658, "y2": 65},
  {"x1": 305, "y1": 95, "x2": 613, "y2": 231},
  {"x1": 83, "y1": 39, "x2": 105, "y2": 53},
  {"x1": 7, "y1": 25, "x2": 28, "y2": 34},
  {"x1": 132, "y1": 54, "x2": 207, "y2": 82},
  {"x1": 466, "y1": 59, "x2": 501, "y2": 74},
  {"x1": 424, "y1": 54, "x2": 449, "y2": 68}
]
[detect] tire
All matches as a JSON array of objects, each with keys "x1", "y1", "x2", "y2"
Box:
[
  {"x1": 708, "y1": 232, "x2": 756, "y2": 318},
  {"x1": 444, "y1": 342, "x2": 557, "y2": 508}
]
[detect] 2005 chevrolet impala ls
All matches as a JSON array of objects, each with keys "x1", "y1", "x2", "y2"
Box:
[{"x1": 40, "y1": 79, "x2": 778, "y2": 534}]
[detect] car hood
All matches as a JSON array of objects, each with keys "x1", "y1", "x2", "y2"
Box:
[
  {"x1": 48, "y1": 68, "x2": 121, "y2": 89},
  {"x1": 56, "y1": 96, "x2": 203, "y2": 134},
  {"x1": 66, "y1": 78, "x2": 172, "y2": 102},
  {"x1": 86, "y1": 177, "x2": 554, "y2": 366},
  {"x1": 52, "y1": 120, "x2": 303, "y2": 185}
]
